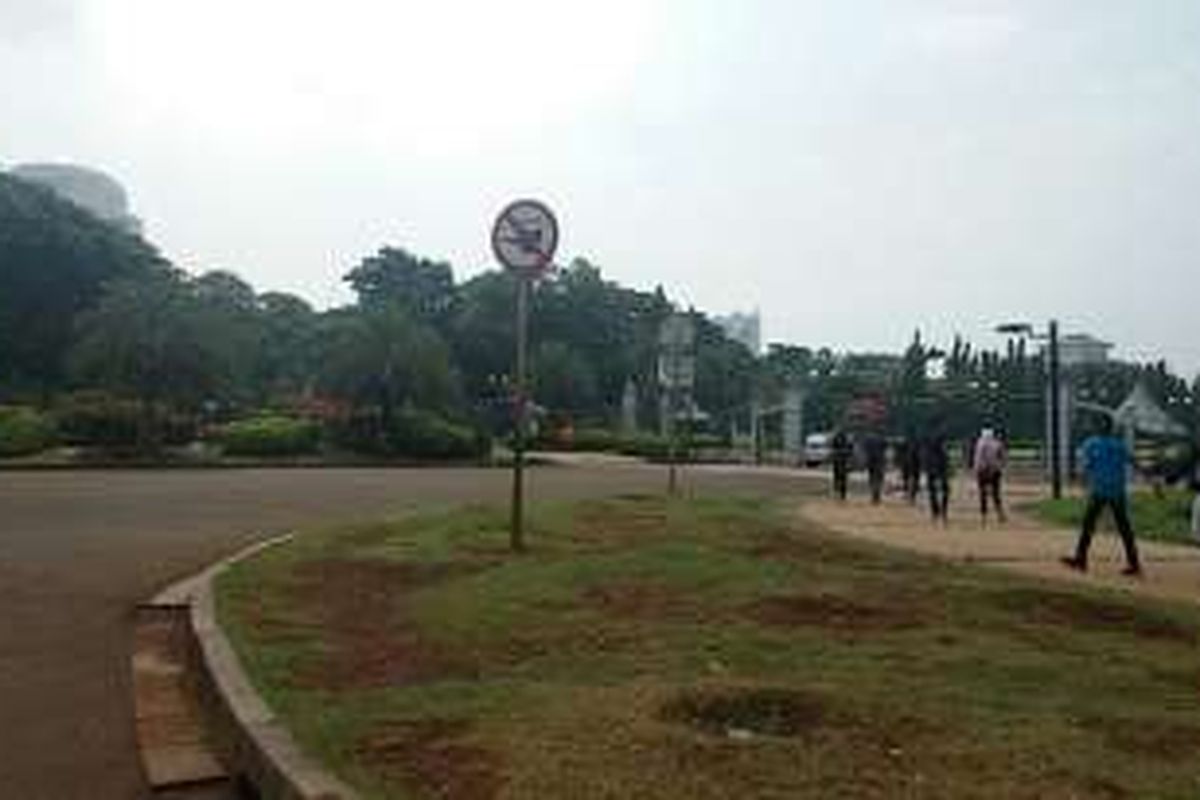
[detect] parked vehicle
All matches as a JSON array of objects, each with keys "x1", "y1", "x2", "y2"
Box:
[{"x1": 804, "y1": 432, "x2": 832, "y2": 467}]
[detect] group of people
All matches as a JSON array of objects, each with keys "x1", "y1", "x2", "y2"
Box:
[
  {"x1": 826, "y1": 416, "x2": 1200, "y2": 580},
  {"x1": 827, "y1": 426, "x2": 1002, "y2": 525}
]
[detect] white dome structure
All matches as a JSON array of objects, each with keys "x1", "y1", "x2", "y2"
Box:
[{"x1": 10, "y1": 162, "x2": 143, "y2": 234}]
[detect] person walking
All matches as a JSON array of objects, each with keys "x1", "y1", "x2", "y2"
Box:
[
  {"x1": 973, "y1": 427, "x2": 1007, "y2": 524},
  {"x1": 896, "y1": 433, "x2": 921, "y2": 504},
  {"x1": 1061, "y1": 415, "x2": 1142, "y2": 576},
  {"x1": 863, "y1": 432, "x2": 887, "y2": 505},
  {"x1": 830, "y1": 429, "x2": 853, "y2": 501},
  {"x1": 923, "y1": 428, "x2": 950, "y2": 524},
  {"x1": 1164, "y1": 435, "x2": 1200, "y2": 545}
]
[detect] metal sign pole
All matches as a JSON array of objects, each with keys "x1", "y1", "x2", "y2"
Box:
[
  {"x1": 511, "y1": 276, "x2": 531, "y2": 551},
  {"x1": 491, "y1": 198, "x2": 559, "y2": 554},
  {"x1": 667, "y1": 382, "x2": 678, "y2": 496},
  {"x1": 658, "y1": 313, "x2": 693, "y2": 497}
]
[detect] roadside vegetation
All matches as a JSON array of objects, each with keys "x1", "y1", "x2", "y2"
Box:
[
  {"x1": 6, "y1": 171, "x2": 1196, "y2": 465},
  {"x1": 1032, "y1": 489, "x2": 1196, "y2": 545},
  {"x1": 218, "y1": 494, "x2": 1200, "y2": 799}
]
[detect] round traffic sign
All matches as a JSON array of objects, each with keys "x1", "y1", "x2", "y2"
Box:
[{"x1": 491, "y1": 199, "x2": 559, "y2": 277}]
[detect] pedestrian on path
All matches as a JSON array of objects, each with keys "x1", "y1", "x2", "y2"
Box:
[
  {"x1": 1194, "y1": 486, "x2": 1200, "y2": 546},
  {"x1": 923, "y1": 428, "x2": 950, "y2": 524},
  {"x1": 1163, "y1": 435, "x2": 1200, "y2": 545},
  {"x1": 974, "y1": 427, "x2": 1007, "y2": 524},
  {"x1": 897, "y1": 434, "x2": 921, "y2": 504},
  {"x1": 863, "y1": 432, "x2": 887, "y2": 505},
  {"x1": 831, "y1": 429, "x2": 853, "y2": 501},
  {"x1": 1061, "y1": 415, "x2": 1142, "y2": 576}
]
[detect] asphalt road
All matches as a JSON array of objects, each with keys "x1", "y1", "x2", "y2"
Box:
[{"x1": 0, "y1": 464, "x2": 802, "y2": 799}]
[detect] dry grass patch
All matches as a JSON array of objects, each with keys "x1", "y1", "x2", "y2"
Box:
[{"x1": 217, "y1": 494, "x2": 1200, "y2": 799}]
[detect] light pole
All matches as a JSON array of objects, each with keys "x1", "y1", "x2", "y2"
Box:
[{"x1": 996, "y1": 320, "x2": 1063, "y2": 499}]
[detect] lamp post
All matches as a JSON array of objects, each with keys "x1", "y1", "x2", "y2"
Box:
[{"x1": 995, "y1": 320, "x2": 1063, "y2": 499}]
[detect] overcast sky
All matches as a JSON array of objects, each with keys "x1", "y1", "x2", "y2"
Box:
[{"x1": 3, "y1": 1, "x2": 1198, "y2": 376}]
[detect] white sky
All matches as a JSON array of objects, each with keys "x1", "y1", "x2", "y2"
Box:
[{"x1": 3, "y1": 0, "x2": 1198, "y2": 376}]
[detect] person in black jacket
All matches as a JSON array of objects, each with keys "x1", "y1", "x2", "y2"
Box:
[
  {"x1": 1163, "y1": 436, "x2": 1200, "y2": 544},
  {"x1": 896, "y1": 434, "x2": 921, "y2": 504},
  {"x1": 863, "y1": 432, "x2": 888, "y2": 504},
  {"x1": 923, "y1": 428, "x2": 951, "y2": 523},
  {"x1": 830, "y1": 429, "x2": 853, "y2": 501}
]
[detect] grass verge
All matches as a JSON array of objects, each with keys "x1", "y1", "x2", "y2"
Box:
[
  {"x1": 217, "y1": 494, "x2": 1200, "y2": 799},
  {"x1": 1030, "y1": 489, "x2": 1196, "y2": 545}
]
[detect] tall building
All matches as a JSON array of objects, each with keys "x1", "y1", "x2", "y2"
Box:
[
  {"x1": 715, "y1": 310, "x2": 761, "y2": 355},
  {"x1": 9, "y1": 162, "x2": 143, "y2": 234}
]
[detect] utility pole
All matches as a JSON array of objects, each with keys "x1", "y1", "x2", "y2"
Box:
[{"x1": 1048, "y1": 319, "x2": 1063, "y2": 500}]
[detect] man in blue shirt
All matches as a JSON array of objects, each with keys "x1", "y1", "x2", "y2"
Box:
[{"x1": 1061, "y1": 415, "x2": 1142, "y2": 576}]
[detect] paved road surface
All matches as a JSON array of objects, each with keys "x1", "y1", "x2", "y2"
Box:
[{"x1": 0, "y1": 465, "x2": 802, "y2": 799}]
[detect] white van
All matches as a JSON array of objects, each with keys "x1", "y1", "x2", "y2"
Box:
[{"x1": 804, "y1": 432, "x2": 832, "y2": 467}]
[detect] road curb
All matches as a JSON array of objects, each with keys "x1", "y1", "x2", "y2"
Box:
[{"x1": 142, "y1": 535, "x2": 360, "y2": 800}]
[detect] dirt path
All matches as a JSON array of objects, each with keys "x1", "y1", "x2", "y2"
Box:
[{"x1": 802, "y1": 476, "x2": 1200, "y2": 605}]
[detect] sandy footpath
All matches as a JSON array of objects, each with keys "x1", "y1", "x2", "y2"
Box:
[{"x1": 802, "y1": 476, "x2": 1200, "y2": 606}]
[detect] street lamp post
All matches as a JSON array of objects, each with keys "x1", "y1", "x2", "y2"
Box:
[
  {"x1": 1048, "y1": 320, "x2": 1062, "y2": 499},
  {"x1": 995, "y1": 319, "x2": 1063, "y2": 499}
]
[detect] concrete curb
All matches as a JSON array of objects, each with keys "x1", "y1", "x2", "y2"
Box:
[{"x1": 146, "y1": 535, "x2": 360, "y2": 800}]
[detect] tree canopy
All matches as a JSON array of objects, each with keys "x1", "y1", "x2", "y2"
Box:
[
  {"x1": 0, "y1": 173, "x2": 167, "y2": 395},
  {"x1": 2, "y1": 177, "x2": 1196, "y2": 450}
]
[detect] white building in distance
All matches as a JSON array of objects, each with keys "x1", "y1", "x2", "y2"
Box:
[
  {"x1": 715, "y1": 310, "x2": 761, "y2": 355},
  {"x1": 10, "y1": 162, "x2": 143, "y2": 235}
]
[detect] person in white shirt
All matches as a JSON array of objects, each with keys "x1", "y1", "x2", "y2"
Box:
[{"x1": 973, "y1": 428, "x2": 1007, "y2": 524}]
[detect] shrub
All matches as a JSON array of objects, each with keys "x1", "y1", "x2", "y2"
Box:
[
  {"x1": 690, "y1": 433, "x2": 729, "y2": 450},
  {"x1": 219, "y1": 416, "x2": 320, "y2": 457},
  {"x1": 328, "y1": 408, "x2": 489, "y2": 460},
  {"x1": 383, "y1": 409, "x2": 489, "y2": 460},
  {"x1": 617, "y1": 433, "x2": 672, "y2": 460},
  {"x1": 534, "y1": 426, "x2": 620, "y2": 452},
  {"x1": 55, "y1": 392, "x2": 197, "y2": 449},
  {"x1": 571, "y1": 428, "x2": 621, "y2": 452},
  {"x1": 0, "y1": 406, "x2": 57, "y2": 457},
  {"x1": 55, "y1": 392, "x2": 140, "y2": 447},
  {"x1": 614, "y1": 432, "x2": 724, "y2": 461}
]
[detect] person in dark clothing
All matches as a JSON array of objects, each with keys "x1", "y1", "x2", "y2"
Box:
[
  {"x1": 896, "y1": 435, "x2": 921, "y2": 504},
  {"x1": 1061, "y1": 415, "x2": 1142, "y2": 576},
  {"x1": 830, "y1": 429, "x2": 853, "y2": 501},
  {"x1": 863, "y1": 432, "x2": 887, "y2": 504},
  {"x1": 923, "y1": 431, "x2": 950, "y2": 523},
  {"x1": 1162, "y1": 435, "x2": 1200, "y2": 545}
]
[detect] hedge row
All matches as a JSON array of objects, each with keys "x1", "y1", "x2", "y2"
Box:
[
  {"x1": 0, "y1": 396, "x2": 490, "y2": 462},
  {"x1": 0, "y1": 407, "x2": 57, "y2": 457},
  {"x1": 535, "y1": 427, "x2": 728, "y2": 460},
  {"x1": 327, "y1": 409, "x2": 489, "y2": 460},
  {"x1": 219, "y1": 416, "x2": 320, "y2": 457}
]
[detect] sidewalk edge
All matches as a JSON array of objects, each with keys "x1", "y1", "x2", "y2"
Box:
[{"x1": 144, "y1": 534, "x2": 360, "y2": 800}]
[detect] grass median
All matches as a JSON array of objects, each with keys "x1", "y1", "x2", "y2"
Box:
[{"x1": 217, "y1": 494, "x2": 1200, "y2": 799}]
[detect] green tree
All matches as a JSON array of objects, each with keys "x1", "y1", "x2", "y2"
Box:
[
  {"x1": 252, "y1": 291, "x2": 320, "y2": 403},
  {"x1": 0, "y1": 173, "x2": 167, "y2": 398},
  {"x1": 533, "y1": 341, "x2": 599, "y2": 417},
  {"x1": 192, "y1": 269, "x2": 262, "y2": 405},
  {"x1": 318, "y1": 303, "x2": 458, "y2": 434},
  {"x1": 344, "y1": 246, "x2": 457, "y2": 329},
  {"x1": 70, "y1": 270, "x2": 220, "y2": 450},
  {"x1": 450, "y1": 271, "x2": 518, "y2": 404}
]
